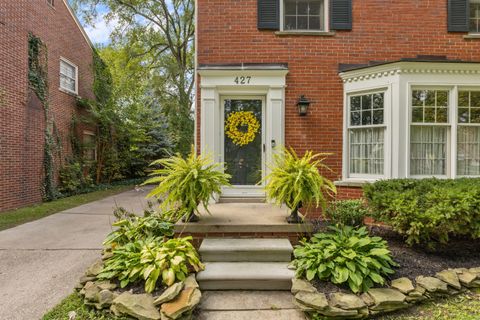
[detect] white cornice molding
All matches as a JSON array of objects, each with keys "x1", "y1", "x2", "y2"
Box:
[
  {"x1": 198, "y1": 69, "x2": 289, "y2": 77},
  {"x1": 340, "y1": 62, "x2": 480, "y2": 83}
]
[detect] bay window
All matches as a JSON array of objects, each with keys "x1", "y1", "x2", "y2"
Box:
[
  {"x1": 457, "y1": 90, "x2": 480, "y2": 175},
  {"x1": 348, "y1": 92, "x2": 385, "y2": 177},
  {"x1": 410, "y1": 90, "x2": 450, "y2": 176}
]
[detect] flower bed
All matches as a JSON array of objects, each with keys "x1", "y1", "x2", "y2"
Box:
[{"x1": 292, "y1": 267, "x2": 480, "y2": 319}]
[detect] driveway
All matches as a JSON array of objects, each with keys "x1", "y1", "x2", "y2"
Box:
[{"x1": 0, "y1": 187, "x2": 151, "y2": 320}]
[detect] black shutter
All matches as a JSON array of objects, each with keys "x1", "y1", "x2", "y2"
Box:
[
  {"x1": 448, "y1": 0, "x2": 469, "y2": 32},
  {"x1": 330, "y1": 0, "x2": 352, "y2": 30},
  {"x1": 258, "y1": 0, "x2": 279, "y2": 30}
]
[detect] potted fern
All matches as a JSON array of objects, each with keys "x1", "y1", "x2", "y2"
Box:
[
  {"x1": 143, "y1": 149, "x2": 231, "y2": 222},
  {"x1": 264, "y1": 148, "x2": 337, "y2": 223}
]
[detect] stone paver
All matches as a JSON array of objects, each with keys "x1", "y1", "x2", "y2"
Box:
[
  {"x1": 0, "y1": 187, "x2": 148, "y2": 320},
  {"x1": 198, "y1": 291, "x2": 305, "y2": 319}
]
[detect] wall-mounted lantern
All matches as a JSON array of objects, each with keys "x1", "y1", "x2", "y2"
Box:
[{"x1": 297, "y1": 95, "x2": 311, "y2": 116}]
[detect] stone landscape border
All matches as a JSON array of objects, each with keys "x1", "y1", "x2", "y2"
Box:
[
  {"x1": 292, "y1": 267, "x2": 480, "y2": 319},
  {"x1": 75, "y1": 259, "x2": 201, "y2": 320}
]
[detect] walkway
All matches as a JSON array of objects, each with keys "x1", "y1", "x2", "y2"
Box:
[{"x1": 0, "y1": 187, "x2": 149, "y2": 320}]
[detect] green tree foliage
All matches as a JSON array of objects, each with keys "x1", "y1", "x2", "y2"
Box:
[{"x1": 71, "y1": 0, "x2": 195, "y2": 155}]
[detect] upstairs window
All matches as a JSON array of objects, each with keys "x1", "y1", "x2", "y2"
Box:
[
  {"x1": 283, "y1": 0, "x2": 326, "y2": 31},
  {"x1": 471, "y1": 0, "x2": 480, "y2": 33},
  {"x1": 83, "y1": 131, "x2": 97, "y2": 162},
  {"x1": 60, "y1": 58, "x2": 78, "y2": 94}
]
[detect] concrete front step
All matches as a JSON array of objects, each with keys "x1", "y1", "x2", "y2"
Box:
[
  {"x1": 197, "y1": 310, "x2": 306, "y2": 320},
  {"x1": 200, "y1": 238, "x2": 293, "y2": 262},
  {"x1": 197, "y1": 262, "x2": 294, "y2": 290}
]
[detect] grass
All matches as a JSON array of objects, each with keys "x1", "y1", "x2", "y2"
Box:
[
  {"x1": 378, "y1": 291, "x2": 480, "y2": 320},
  {"x1": 0, "y1": 184, "x2": 134, "y2": 231},
  {"x1": 42, "y1": 293, "x2": 129, "y2": 320}
]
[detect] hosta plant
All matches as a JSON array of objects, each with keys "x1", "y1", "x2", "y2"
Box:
[
  {"x1": 292, "y1": 226, "x2": 398, "y2": 293},
  {"x1": 103, "y1": 210, "x2": 174, "y2": 247},
  {"x1": 98, "y1": 236, "x2": 204, "y2": 293},
  {"x1": 143, "y1": 148, "x2": 231, "y2": 222},
  {"x1": 263, "y1": 148, "x2": 336, "y2": 223}
]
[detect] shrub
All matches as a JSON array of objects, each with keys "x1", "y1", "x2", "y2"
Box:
[
  {"x1": 326, "y1": 199, "x2": 367, "y2": 227},
  {"x1": 103, "y1": 210, "x2": 174, "y2": 247},
  {"x1": 263, "y1": 148, "x2": 336, "y2": 212},
  {"x1": 292, "y1": 226, "x2": 397, "y2": 293},
  {"x1": 58, "y1": 161, "x2": 94, "y2": 194},
  {"x1": 363, "y1": 178, "x2": 480, "y2": 247},
  {"x1": 98, "y1": 236, "x2": 204, "y2": 293},
  {"x1": 143, "y1": 148, "x2": 231, "y2": 221}
]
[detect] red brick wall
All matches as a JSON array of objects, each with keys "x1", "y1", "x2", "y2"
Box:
[
  {"x1": 196, "y1": 0, "x2": 480, "y2": 199},
  {"x1": 0, "y1": 0, "x2": 95, "y2": 212}
]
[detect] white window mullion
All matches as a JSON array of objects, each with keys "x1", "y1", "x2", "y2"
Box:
[{"x1": 451, "y1": 86, "x2": 458, "y2": 178}]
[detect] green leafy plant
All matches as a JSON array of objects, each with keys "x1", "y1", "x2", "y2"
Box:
[
  {"x1": 364, "y1": 178, "x2": 480, "y2": 247},
  {"x1": 292, "y1": 226, "x2": 397, "y2": 293},
  {"x1": 326, "y1": 199, "x2": 368, "y2": 227},
  {"x1": 103, "y1": 211, "x2": 174, "y2": 247},
  {"x1": 143, "y1": 148, "x2": 231, "y2": 221},
  {"x1": 263, "y1": 148, "x2": 336, "y2": 221},
  {"x1": 98, "y1": 236, "x2": 204, "y2": 293},
  {"x1": 58, "y1": 161, "x2": 94, "y2": 195}
]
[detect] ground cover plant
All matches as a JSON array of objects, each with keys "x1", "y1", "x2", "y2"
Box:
[
  {"x1": 143, "y1": 149, "x2": 230, "y2": 221},
  {"x1": 292, "y1": 225, "x2": 397, "y2": 293},
  {"x1": 98, "y1": 236, "x2": 203, "y2": 292},
  {"x1": 364, "y1": 178, "x2": 480, "y2": 247},
  {"x1": 263, "y1": 148, "x2": 336, "y2": 222},
  {"x1": 326, "y1": 199, "x2": 368, "y2": 227}
]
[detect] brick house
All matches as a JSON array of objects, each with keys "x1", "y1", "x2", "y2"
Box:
[
  {"x1": 195, "y1": 0, "x2": 480, "y2": 202},
  {"x1": 0, "y1": 0, "x2": 95, "y2": 211}
]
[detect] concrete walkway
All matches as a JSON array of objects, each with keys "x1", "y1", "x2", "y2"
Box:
[{"x1": 0, "y1": 187, "x2": 150, "y2": 320}]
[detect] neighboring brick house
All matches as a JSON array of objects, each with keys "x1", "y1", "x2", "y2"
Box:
[
  {"x1": 195, "y1": 0, "x2": 480, "y2": 202},
  {"x1": 0, "y1": 0, "x2": 95, "y2": 211}
]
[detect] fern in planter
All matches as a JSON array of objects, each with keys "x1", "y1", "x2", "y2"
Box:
[
  {"x1": 263, "y1": 148, "x2": 337, "y2": 223},
  {"x1": 143, "y1": 149, "x2": 231, "y2": 222}
]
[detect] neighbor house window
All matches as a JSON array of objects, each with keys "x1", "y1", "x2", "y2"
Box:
[
  {"x1": 348, "y1": 92, "x2": 385, "y2": 176},
  {"x1": 457, "y1": 91, "x2": 480, "y2": 175},
  {"x1": 410, "y1": 90, "x2": 450, "y2": 176},
  {"x1": 471, "y1": 0, "x2": 480, "y2": 33},
  {"x1": 284, "y1": 0, "x2": 326, "y2": 31},
  {"x1": 83, "y1": 131, "x2": 96, "y2": 162},
  {"x1": 60, "y1": 58, "x2": 78, "y2": 94}
]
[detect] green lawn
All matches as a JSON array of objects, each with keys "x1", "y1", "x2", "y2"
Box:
[
  {"x1": 42, "y1": 293, "x2": 128, "y2": 320},
  {"x1": 0, "y1": 184, "x2": 134, "y2": 231},
  {"x1": 378, "y1": 291, "x2": 480, "y2": 320}
]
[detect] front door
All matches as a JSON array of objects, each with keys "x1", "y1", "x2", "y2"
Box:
[{"x1": 221, "y1": 96, "x2": 266, "y2": 197}]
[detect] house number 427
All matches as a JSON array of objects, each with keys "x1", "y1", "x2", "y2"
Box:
[{"x1": 234, "y1": 76, "x2": 251, "y2": 85}]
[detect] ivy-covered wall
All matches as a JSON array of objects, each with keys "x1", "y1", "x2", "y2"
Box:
[{"x1": 0, "y1": 0, "x2": 95, "y2": 212}]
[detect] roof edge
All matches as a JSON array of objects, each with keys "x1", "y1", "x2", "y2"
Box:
[{"x1": 62, "y1": 0, "x2": 94, "y2": 50}]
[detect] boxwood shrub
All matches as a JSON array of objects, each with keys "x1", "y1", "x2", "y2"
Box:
[{"x1": 363, "y1": 178, "x2": 480, "y2": 247}]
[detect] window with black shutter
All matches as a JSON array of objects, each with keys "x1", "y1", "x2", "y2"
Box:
[
  {"x1": 330, "y1": 0, "x2": 352, "y2": 30},
  {"x1": 448, "y1": 0, "x2": 469, "y2": 32}
]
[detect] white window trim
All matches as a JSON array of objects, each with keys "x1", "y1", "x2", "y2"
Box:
[
  {"x1": 343, "y1": 87, "x2": 391, "y2": 182},
  {"x1": 279, "y1": 0, "x2": 329, "y2": 32},
  {"x1": 59, "y1": 57, "x2": 78, "y2": 95}
]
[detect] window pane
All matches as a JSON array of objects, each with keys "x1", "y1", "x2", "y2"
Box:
[
  {"x1": 309, "y1": 16, "x2": 320, "y2": 29},
  {"x1": 424, "y1": 107, "x2": 435, "y2": 122},
  {"x1": 472, "y1": 108, "x2": 480, "y2": 123},
  {"x1": 436, "y1": 108, "x2": 448, "y2": 123},
  {"x1": 411, "y1": 89, "x2": 449, "y2": 124},
  {"x1": 436, "y1": 91, "x2": 448, "y2": 107},
  {"x1": 424, "y1": 90, "x2": 436, "y2": 106},
  {"x1": 412, "y1": 90, "x2": 424, "y2": 107},
  {"x1": 410, "y1": 126, "x2": 447, "y2": 176},
  {"x1": 412, "y1": 107, "x2": 423, "y2": 123},
  {"x1": 373, "y1": 109, "x2": 384, "y2": 125},
  {"x1": 350, "y1": 112, "x2": 361, "y2": 126},
  {"x1": 362, "y1": 110, "x2": 372, "y2": 125},
  {"x1": 284, "y1": 16, "x2": 296, "y2": 30},
  {"x1": 459, "y1": 108, "x2": 470, "y2": 123},
  {"x1": 472, "y1": 92, "x2": 480, "y2": 107},
  {"x1": 297, "y1": 2, "x2": 308, "y2": 14},
  {"x1": 349, "y1": 127, "x2": 384, "y2": 175},
  {"x1": 457, "y1": 126, "x2": 480, "y2": 175},
  {"x1": 361, "y1": 95, "x2": 372, "y2": 110},
  {"x1": 285, "y1": 1, "x2": 296, "y2": 14},
  {"x1": 297, "y1": 16, "x2": 308, "y2": 29},
  {"x1": 373, "y1": 93, "x2": 384, "y2": 109},
  {"x1": 350, "y1": 96, "x2": 361, "y2": 111},
  {"x1": 458, "y1": 91, "x2": 470, "y2": 107}
]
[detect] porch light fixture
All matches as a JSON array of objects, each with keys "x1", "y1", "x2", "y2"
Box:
[{"x1": 297, "y1": 95, "x2": 311, "y2": 116}]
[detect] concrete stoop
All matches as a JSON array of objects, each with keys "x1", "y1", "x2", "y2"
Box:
[
  {"x1": 197, "y1": 238, "x2": 295, "y2": 290},
  {"x1": 197, "y1": 291, "x2": 306, "y2": 320}
]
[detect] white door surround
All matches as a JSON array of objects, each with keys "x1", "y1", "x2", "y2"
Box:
[{"x1": 198, "y1": 65, "x2": 288, "y2": 198}]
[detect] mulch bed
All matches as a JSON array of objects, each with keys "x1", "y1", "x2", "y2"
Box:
[{"x1": 309, "y1": 221, "x2": 480, "y2": 294}]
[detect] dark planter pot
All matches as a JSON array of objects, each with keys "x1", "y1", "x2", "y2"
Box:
[
  {"x1": 182, "y1": 211, "x2": 200, "y2": 223},
  {"x1": 286, "y1": 203, "x2": 303, "y2": 224}
]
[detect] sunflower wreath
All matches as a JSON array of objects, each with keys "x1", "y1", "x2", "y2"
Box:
[{"x1": 225, "y1": 111, "x2": 260, "y2": 146}]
